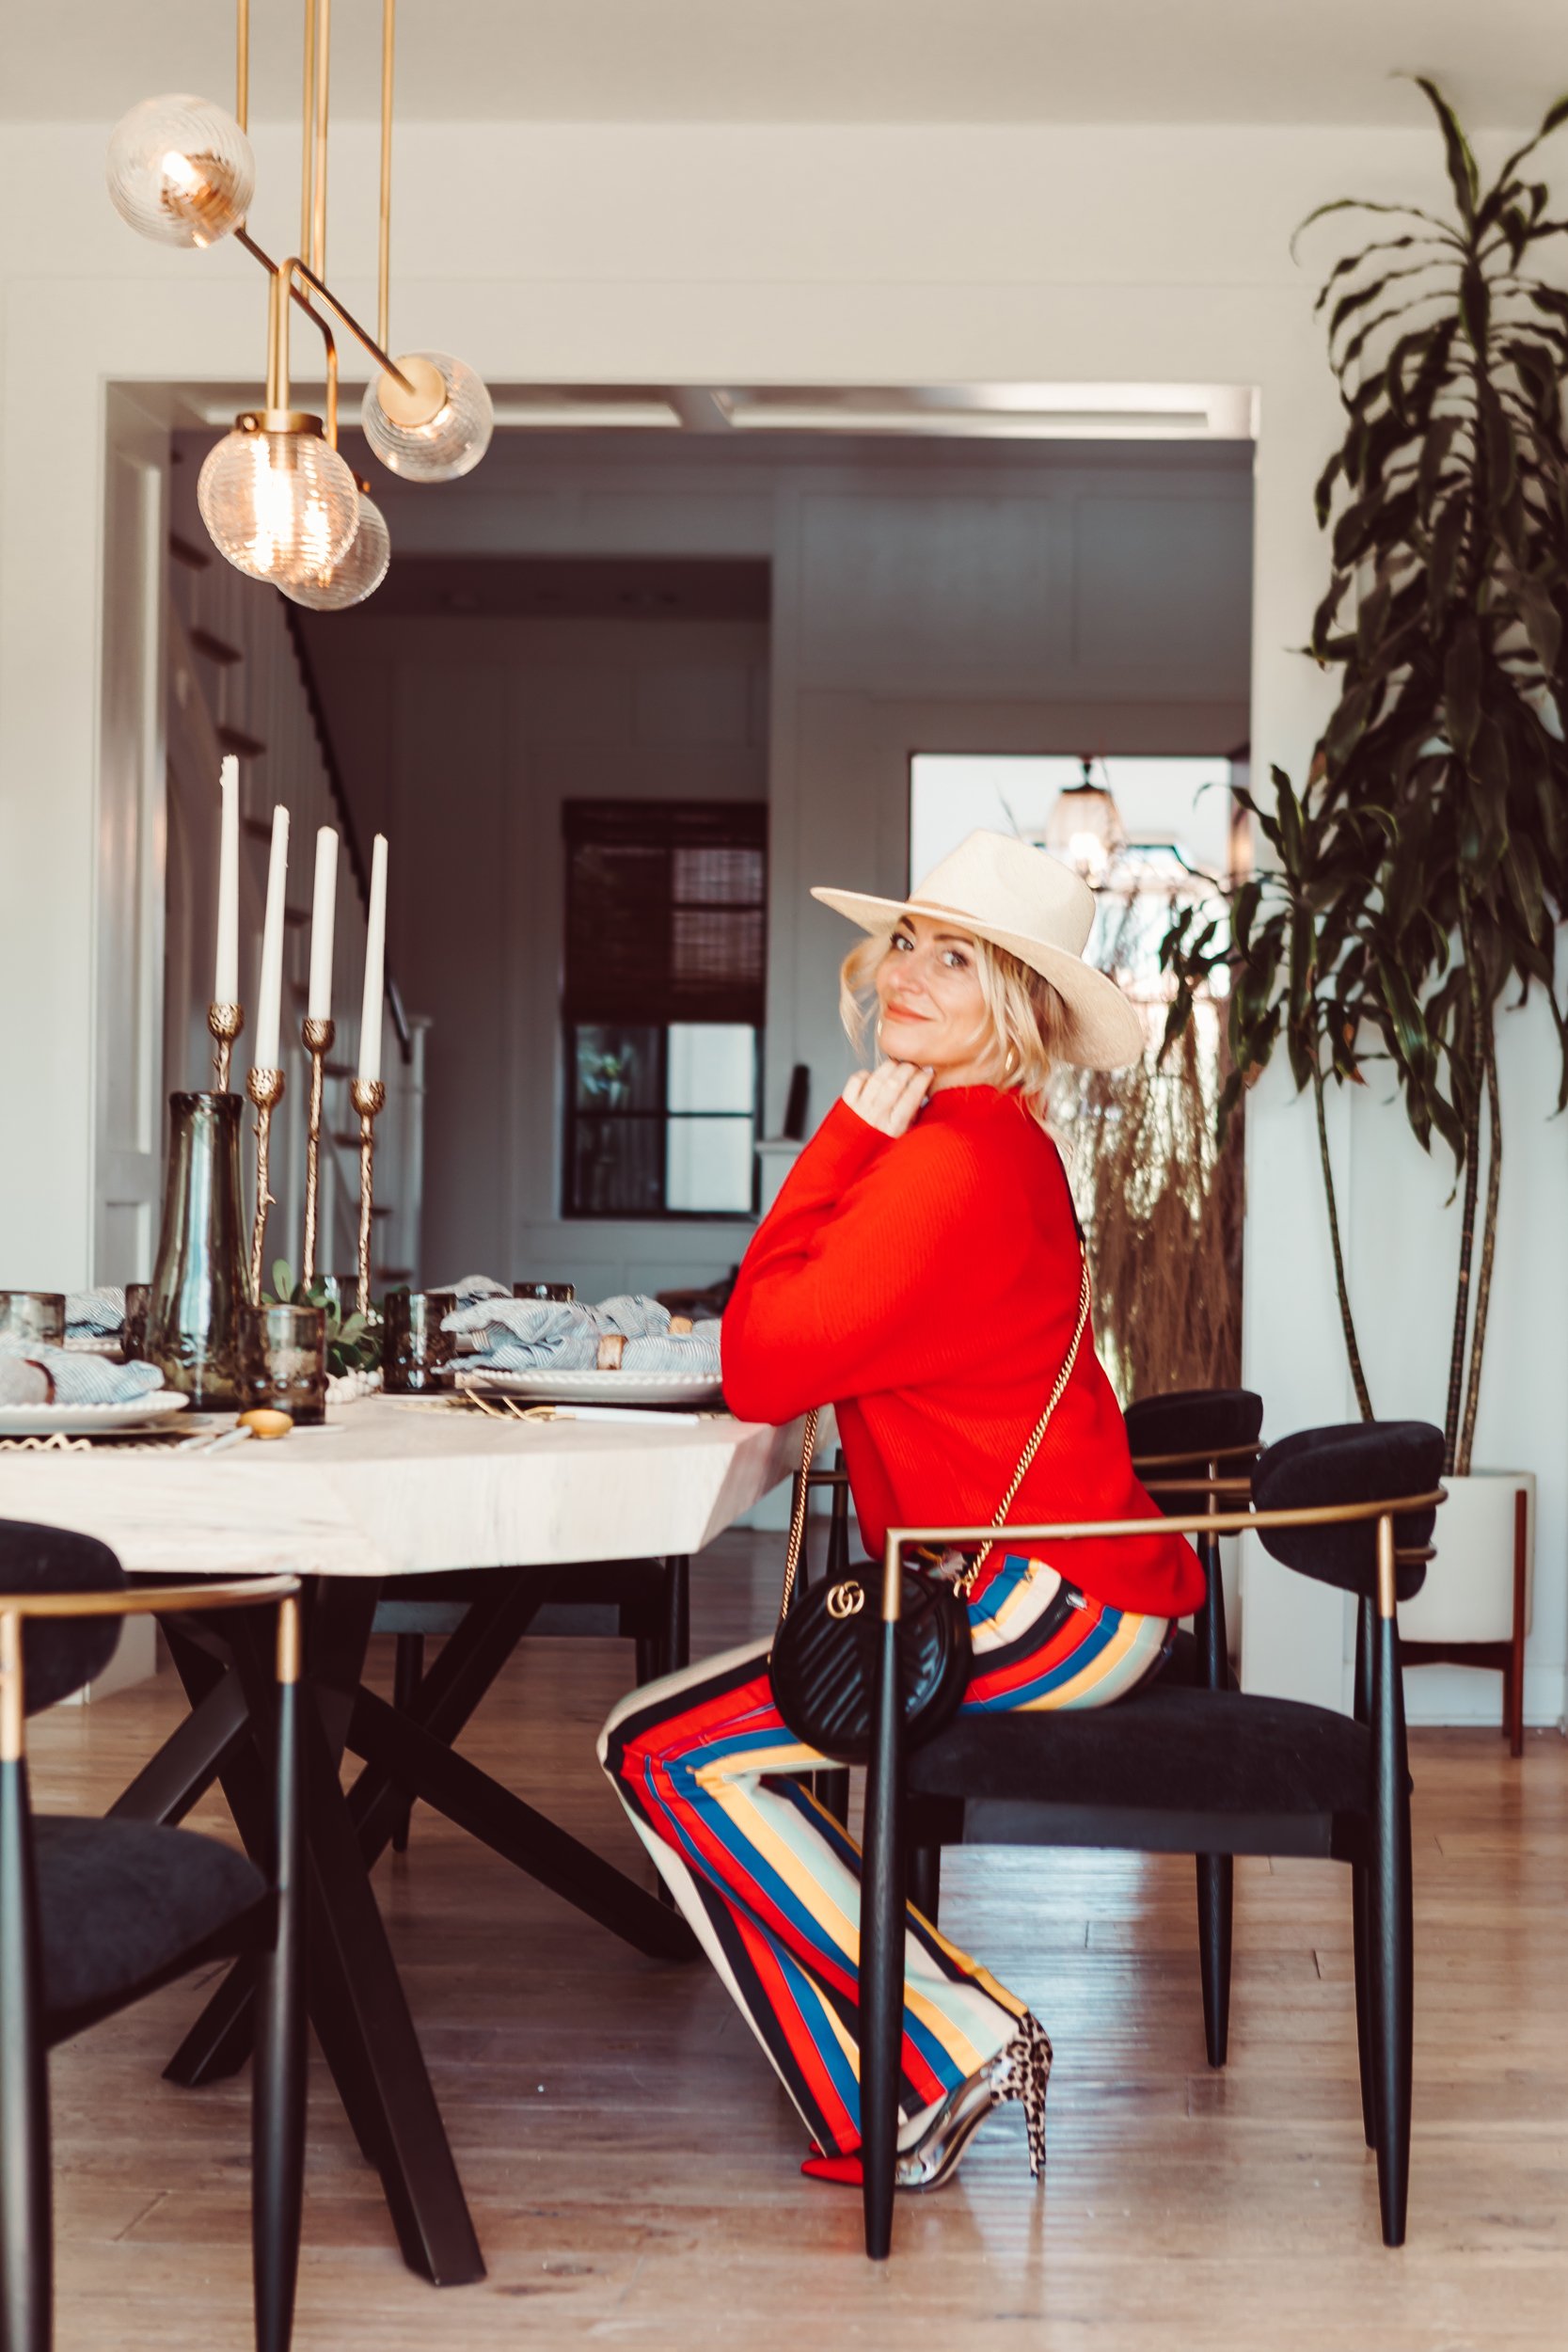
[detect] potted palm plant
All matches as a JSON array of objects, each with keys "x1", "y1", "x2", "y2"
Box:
[{"x1": 1162, "y1": 78, "x2": 1568, "y2": 1713}]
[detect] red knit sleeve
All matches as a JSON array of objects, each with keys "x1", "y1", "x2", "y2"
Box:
[{"x1": 721, "y1": 1099, "x2": 989, "y2": 1423}]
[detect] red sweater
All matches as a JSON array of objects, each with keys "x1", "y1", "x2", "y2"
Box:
[{"x1": 722, "y1": 1087, "x2": 1204, "y2": 1618}]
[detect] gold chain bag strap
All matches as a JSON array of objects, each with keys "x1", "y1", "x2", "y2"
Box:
[
  {"x1": 777, "y1": 1407, "x2": 820, "y2": 1622},
  {"x1": 768, "y1": 1257, "x2": 1091, "y2": 1762}
]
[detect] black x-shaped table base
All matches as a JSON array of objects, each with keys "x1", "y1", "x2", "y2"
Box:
[{"x1": 110, "y1": 1564, "x2": 697, "y2": 2286}]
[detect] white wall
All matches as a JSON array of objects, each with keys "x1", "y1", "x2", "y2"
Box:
[{"x1": 0, "y1": 115, "x2": 1562, "y2": 1719}]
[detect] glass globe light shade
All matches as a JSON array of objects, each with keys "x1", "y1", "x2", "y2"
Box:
[
  {"x1": 361, "y1": 351, "x2": 493, "y2": 482},
  {"x1": 106, "y1": 94, "x2": 256, "y2": 248},
  {"x1": 280, "y1": 487, "x2": 391, "y2": 612},
  {"x1": 197, "y1": 421, "x2": 361, "y2": 587},
  {"x1": 1043, "y1": 759, "x2": 1128, "y2": 886}
]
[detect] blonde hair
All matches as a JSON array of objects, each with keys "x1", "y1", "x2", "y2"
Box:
[{"x1": 838, "y1": 924, "x2": 1073, "y2": 1120}]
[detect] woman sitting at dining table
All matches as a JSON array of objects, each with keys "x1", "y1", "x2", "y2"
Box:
[{"x1": 600, "y1": 832, "x2": 1204, "y2": 2191}]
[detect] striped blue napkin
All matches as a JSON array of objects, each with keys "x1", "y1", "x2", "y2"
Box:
[
  {"x1": 0, "y1": 1338, "x2": 165, "y2": 1406},
  {"x1": 66, "y1": 1287, "x2": 127, "y2": 1338},
  {"x1": 443, "y1": 1290, "x2": 721, "y2": 1377}
]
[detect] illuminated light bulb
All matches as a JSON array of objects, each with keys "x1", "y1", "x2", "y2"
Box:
[
  {"x1": 280, "y1": 486, "x2": 391, "y2": 611},
  {"x1": 362, "y1": 350, "x2": 493, "y2": 482},
  {"x1": 106, "y1": 94, "x2": 255, "y2": 248},
  {"x1": 197, "y1": 416, "x2": 361, "y2": 587}
]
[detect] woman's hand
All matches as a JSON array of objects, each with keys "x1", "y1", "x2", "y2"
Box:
[{"x1": 841, "y1": 1059, "x2": 933, "y2": 1137}]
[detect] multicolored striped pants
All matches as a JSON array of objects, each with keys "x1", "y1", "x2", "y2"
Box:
[{"x1": 599, "y1": 1551, "x2": 1170, "y2": 2157}]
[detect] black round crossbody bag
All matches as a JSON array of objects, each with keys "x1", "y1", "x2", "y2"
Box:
[{"x1": 768, "y1": 1261, "x2": 1091, "y2": 1765}]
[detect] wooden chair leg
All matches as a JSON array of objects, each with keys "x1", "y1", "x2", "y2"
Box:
[
  {"x1": 389, "y1": 1633, "x2": 423, "y2": 1854},
  {"x1": 1370, "y1": 1612, "x2": 1413, "y2": 2249},
  {"x1": 859, "y1": 1616, "x2": 904, "y2": 2263},
  {"x1": 253, "y1": 1672, "x2": 305, "y2": 2352},
  {"x1": 1195, "y1": 1851, "x2": 1232, "y2": 2068},
  {"x1": 0, "y1": 1756, "x2": 51, "y2": 2352}
]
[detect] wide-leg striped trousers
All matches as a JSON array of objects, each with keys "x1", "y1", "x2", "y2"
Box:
[{"x1": 599, "y1": 1552, "x2": 1170, "y2": 2158}]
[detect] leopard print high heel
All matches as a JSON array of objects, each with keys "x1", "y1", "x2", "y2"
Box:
[{"x1": 894, "y1": 2011, "x2": 1053, "y2": 2192}]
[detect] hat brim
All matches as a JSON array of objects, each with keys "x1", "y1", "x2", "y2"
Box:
[{"x1": 811, "y1": 884, "x2": 1147, "y2": 1072}]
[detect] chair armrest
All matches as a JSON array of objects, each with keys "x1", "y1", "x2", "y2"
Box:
[
  {"x1": 874, "y1": 1489, "x2": 1446, "y2": 1624},
  {"x1": 0, "y1": 1575, "x2": 299, "y2": 1620},
  {"x1": 0, "y1": 1576, "x2": 301, "y2": 1759},
  {"x1": 1131, "y1": 1442, "x2": 1262, "y2": 1476}
]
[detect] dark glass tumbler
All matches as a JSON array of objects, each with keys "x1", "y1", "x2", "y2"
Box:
[
  {"x1": 0, "y1": 1293, "x2": 66, "y2": 1349},
  {"x1": 513, "y1": 1281, "x2": 576, "y2": 1302},
  {"x1": 240, "y1": 1303, "x2": 327, "y2": 1426},
  {"x1": 383, "y1": 1290, "x2": 457, "y2": 1395}
]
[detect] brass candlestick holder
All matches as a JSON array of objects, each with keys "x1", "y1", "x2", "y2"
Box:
[
  {"x1": 208, "y1": 1002, "x2": 245, "y2": 1092},
  {"x1": 349, "y1": 1077, "x2": 386, "y2": 1318},
  {"x1": 246, "y1": 1067, "x2": 286, "y2": 1300},
  {"x1": 300, "y1": 1016, "x2": 336, "y2": 1287}
]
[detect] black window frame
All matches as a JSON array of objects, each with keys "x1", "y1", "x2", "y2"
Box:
[{"x1": 560, "y1": 801, "x2": 767, "y2": 1222}]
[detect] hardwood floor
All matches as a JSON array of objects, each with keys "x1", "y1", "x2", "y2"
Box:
[{"x1": 28, "y1": 1534, "x2": 1568, "y2": 2350}]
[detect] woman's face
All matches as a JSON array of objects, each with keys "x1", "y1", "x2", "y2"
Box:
[{"x1": 874, "y1": 913, "x2": 1000, "y2": 1087}]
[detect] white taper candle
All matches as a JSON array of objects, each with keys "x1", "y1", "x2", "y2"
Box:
[
  {"x1": 214, "y1": 755, "x2": 240, "y2": 1005},
  {"x1": 254, "y1": 804, "x2": 291, "y2": 1072},
  {"x1": 358, "y1": 834, "x2": 388, "y2": 1086},
  {"x1": 308, "y1": 826, "x2": 339, "y2": 1022}
]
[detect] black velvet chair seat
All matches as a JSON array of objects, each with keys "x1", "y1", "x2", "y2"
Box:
[
  {"x1": 35, "y1": 1816, "x2": 266, "y2": 2036},
  {"x1": 907, "y1": 1684, "x2": 1371, "y2": 1857},
  {"x1": 1125, "y1": 1387, "x2": 1264, "y2": 1460}
]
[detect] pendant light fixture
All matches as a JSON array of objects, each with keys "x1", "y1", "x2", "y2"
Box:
[
  {"x1": 105, "y1": 93, "x2": 256, "y2": 247},
  {"x1": 107, "y1": 0, "x2": 491, "y2": 608},
  {"x1": 1045, "y1": 757, "x2": 1129, "y2": 885}
]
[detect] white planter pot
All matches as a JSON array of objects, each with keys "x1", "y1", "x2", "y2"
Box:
[{"x1": 1399, "y1": 1468, "x2": 1534, "y2": 1645}]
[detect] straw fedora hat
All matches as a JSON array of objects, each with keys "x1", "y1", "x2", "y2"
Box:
[{"x1": 812, "y1": 829, "x2": 1144, "y2": 1071}]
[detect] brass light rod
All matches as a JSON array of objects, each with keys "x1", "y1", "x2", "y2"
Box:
[
  {"x1": 264, "y1": 252, "x2": 417, "y2": 416},
  {"x1": 300, "y1": 0, "x2": 317, "y2": 262},
  {"x1": 235, "y1": 229, "x2": 341, "y2": 442},
  {"x1": 378, "y1": 0, "x2": 396, "y2": 353},
  {"x1": 230, "y1": 0, "x2": 418, "y2": 429},
  {"x1": 312, "y1": 0, "x2": 331, "y2": 281}
]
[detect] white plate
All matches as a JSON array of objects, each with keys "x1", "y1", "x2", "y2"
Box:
[
  {"x1": 450, "y1": 1368, "x2": 725, "y2": 1408},
  {"x1": 0, "y1": 1392, "x2": 190, "y2": 1438}
]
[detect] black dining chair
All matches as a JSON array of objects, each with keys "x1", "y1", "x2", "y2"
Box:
[
  {"x1": 814, "y1": 1389, "x2": 1266, "y2": 2068},
  {"x1": 0, "y1": 1518, "x2": 305, "y2": 2352},
  {"x1": 852, "y1": 1420, "x2": 1445, "y2": 2261}
]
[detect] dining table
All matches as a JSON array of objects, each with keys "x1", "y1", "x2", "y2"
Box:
[{"x1": 0, "y1": 1393, "x2": 805, "y2": 2287}]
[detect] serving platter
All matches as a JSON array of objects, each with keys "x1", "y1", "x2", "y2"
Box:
[
  {"x1": 0, "y1": 1393, "x2": 190, "y2": 1438},
  {"x1": 449, "y1": 1367, "x2": 725, "y2": 1408}
]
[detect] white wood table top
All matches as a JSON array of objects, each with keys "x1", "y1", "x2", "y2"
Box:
[{"x1": 0, "y1": 1398, "x2": 805, "y2": 1582}]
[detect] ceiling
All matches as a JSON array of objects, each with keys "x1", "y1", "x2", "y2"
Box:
[{"x1": 17, "y1": 0, "x2": 1567, "y2": 127}]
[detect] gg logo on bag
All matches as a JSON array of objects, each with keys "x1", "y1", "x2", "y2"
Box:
[{"x1": 826, "y1": 1581, "x2": 865, "y2": 1620}]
